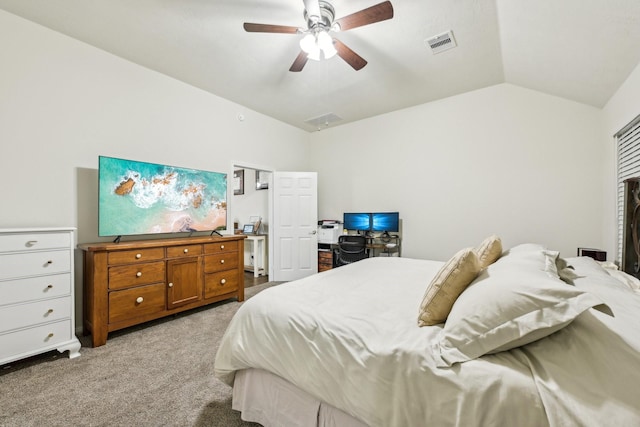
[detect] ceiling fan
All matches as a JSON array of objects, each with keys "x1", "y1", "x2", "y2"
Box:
[{"x1": 243, "y1": 0, "x2": 394, "y2": 72}]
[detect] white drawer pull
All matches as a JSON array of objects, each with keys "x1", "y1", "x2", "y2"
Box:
[
  {"x1": 220, "y1": 245, "x2": 225, "y2": 250},
  {"x1": 220, "y1": 259, "x2": 225, "y2": 264},
  {"x1": 136, "y1": 297, "x2": 144, "y2": 304},
  {"x1": 168, "y1": 282, "x2": 173, "y2": 288},
  {"x1": 220, "y1": 279, "x2": 226, "y2": 285},
  {"x1": 136, "y1": 272, "x2": 142, "y2": 277},
  {"x1": 183, "y1": 248, "x2": 189, "y2": 253},
  {"x1": 136, "y1": 253, "x2": 142, "y2": 259}
]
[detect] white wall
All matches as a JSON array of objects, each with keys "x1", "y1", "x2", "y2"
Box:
[
  {"x1": 309, "y1": 84, "x2": 604, "y2": 261},
  {"x1": 0, "y1": 10, "x2": 311, "y2": 328},
  {"x1": 601, "y1": 61, "x2": 640, "y2": 260},
  {"x1": 0, "y1": 10, "x2": 310, "y2": 244}
]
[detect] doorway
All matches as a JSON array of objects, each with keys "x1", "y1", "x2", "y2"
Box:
[{"x1": 231, "y1": 162, "x2": 273, "y2": 278}]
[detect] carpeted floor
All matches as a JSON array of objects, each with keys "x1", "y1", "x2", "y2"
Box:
[{"x1": 0, "y1": 282, "x2": 280, "y2": 427}]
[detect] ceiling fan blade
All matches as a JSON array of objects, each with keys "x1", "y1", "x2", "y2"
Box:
[
  {"x1": 289, "y1": 51, "x2": 309, "y2": 72},
  {"x1": 303, "y1": 0, "x2": 321, "y2": 22},
  {"x1": 335, "y1": 1, "x2": 394, "y2": 31},
  {"x1": 243, "y1": 23, "x2": 299, "y2": 34},
  {"x1": 333, "y1": 39, "x2": 367, "y2": 71}
]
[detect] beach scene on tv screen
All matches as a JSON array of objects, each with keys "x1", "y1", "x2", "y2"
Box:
[{"x1": 99, "y1": 157, "x2": 227, "y2": 236}]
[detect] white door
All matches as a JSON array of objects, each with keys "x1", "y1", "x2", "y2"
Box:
[{"x1": 271, "y1": 171, "x2": 318, "y2": 282}]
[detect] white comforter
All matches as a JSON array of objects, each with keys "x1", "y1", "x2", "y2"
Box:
[
  {"x1": 214, "y1": 257, "x2": 640, "y2": 427},
  {"x1": 513, "y1": 257, "x2": 640, "y2": 426}
]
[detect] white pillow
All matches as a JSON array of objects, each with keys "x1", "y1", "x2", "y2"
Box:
[{"x1": 433, "y1": 245, "x2": 607, "y2": 367}]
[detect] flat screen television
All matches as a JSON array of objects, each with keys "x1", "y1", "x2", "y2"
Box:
[
  {"x1": 98, "y1": 156, "x2": 227, "y2": 237},
  {"x1": 371, "y1": 212, "x2": 399, "y2": 233},
  {"x1": 343, "y1": 212, "x2": 371, "y2": 231}
]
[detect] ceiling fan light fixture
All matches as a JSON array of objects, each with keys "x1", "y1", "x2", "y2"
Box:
[
  {"x1": 300, "y1": 33, "x2": 316, "y2": 53},
  {"x1": 300, "y1": 30, "x2": 335, "y2": 61},
  {"x1": 322, "y1": 44, "x2": 337, "y2": 59},
  {"x1": 317, "y1": 31, "x2": 337, "y2": 59},
  {"x1": 307, "y1": 45, "x2": 322, "y2": 61},
  {"x1": 244, "y1": 0, "x2": 394, "y2": 72}
]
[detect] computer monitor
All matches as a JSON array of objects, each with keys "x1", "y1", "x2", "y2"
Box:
[
  {"x1": 343, "y1": 212, "x2": 372, "y2": 231},
  {"x1": 371, "y1": 212, "x2": 399, "y2": 233}
]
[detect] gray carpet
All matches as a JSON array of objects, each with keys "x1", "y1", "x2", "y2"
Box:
[{"x1": 0, "y1": 282, "x2": 280, "y2": 427}]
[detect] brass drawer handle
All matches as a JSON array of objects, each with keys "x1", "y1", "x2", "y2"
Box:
[
  {"x1": 46, "y1": 309, "x2": 54, "y2": 315},
  {"x1": 46, "y1": 284, "x2": 54, "y2": 290},
  {"x1": 26, "y1": 240, "x2": 38, "y2": 247},
  {"x1": 47, "y1": 333, "x2": 54, "y2": 339},
  {"x1": 136, "y1": 297, "x2": 144, "y2": 304},
  {"x1": 136, "y1": 272, "x2": 142, "y2": 277}
]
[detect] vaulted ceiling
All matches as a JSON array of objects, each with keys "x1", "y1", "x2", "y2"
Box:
[{"x1": 1, "y1": 0, "x2": 639, "y2": 132}]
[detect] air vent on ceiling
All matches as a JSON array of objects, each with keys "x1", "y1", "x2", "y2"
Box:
[
  {"x1": 425, "y1": 30, "x2": 457, "y2": 54},
  {"x1": 304, "y1": 112, "x2": 343, "y2": 128}
]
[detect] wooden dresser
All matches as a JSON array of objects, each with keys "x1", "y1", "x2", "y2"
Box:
[
  {"x1": 0, "y1": 228, "x2": 81, "y2": 365},
  {"x1": 78, "y1": 235, "x2": 245, "y2": 347}
]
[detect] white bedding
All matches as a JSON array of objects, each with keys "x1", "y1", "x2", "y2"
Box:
[
  {"x1": 512, "y1": 256, "x2": 640, "y2": 426},
  {"x1": 216, "y1": 257, "x2": 548, "y2": 426},
  {"x1": 215, "y1": 256, "x2": 640, "y2": 427}
]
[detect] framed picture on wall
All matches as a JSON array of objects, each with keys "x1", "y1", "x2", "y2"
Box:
[
  {"x1": 234, "y1": 169, "x2": 244, "y2": 195},
  {"x1": 256, "y1": 170, "x2": 269, "y2": 190}
]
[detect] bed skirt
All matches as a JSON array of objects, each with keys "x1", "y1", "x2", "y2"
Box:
[{"x1": 232, "y1": 368, "x2": 369, "y2": 427}]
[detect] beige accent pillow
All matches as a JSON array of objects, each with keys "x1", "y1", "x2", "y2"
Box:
[
  {"x1": 418, "y1": 248, "x2": 481, "y2": 326},
  {"x1": 475, "y1": 235, "x2": 502, "y2": 268}
]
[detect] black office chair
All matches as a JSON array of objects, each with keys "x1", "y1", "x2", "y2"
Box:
[{"x1": 336, "y1": 235, "x2": 368, "y2": 267}]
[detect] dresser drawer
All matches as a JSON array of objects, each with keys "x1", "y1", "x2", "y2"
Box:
[
  {"x1": 204, "y1": 240, "x2": 238, "y2": 254},
  {"x1": 0, "y1": 250, "x2": 71, "y2": 281},
  {"x1": 166, "y1": 244, "x2": 202, "y2": 258},
  {"x1": 108, "y1": 283, "x2": 166, "y2": 324},
  {"x1": 108, "y1": 261, "x2": 165, "y2": 290},
  {"x1": 204, "y1": 253, "x2": 238, "y2": 273},
  {"x1": 0, "y1": 232, "x2": 71, "y2": 254},
  {"x1": 205, "y1": 270, "x2": 239, "y2": 298},
  {"x1": 0, "y1": 319, "x2": 73, "y2": 360},
  {"x1": 0, "y1": 273, "x2": 71, "y2": 306},
  {"x1": 108, "y1": 248, "x2": 165, "y2": 265},
  {"x1": 0, "y1": 297, "x2": 71, "y2": 334}
]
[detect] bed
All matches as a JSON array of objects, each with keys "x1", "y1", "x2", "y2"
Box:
[{"x1": 214, "y1": 240, "x2": 640, "y2": 427}]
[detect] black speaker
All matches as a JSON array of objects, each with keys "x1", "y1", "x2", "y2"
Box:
[{"x1": 577, "y1": 248, "x2": 606, "y2": 261}]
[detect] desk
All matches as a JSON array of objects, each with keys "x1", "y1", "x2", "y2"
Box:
[
  {"x1": 366, "y1": 235, "x2": 401, "y2": 257},
  {"x1": 244, "y1": 234, "x2": 267, "y2": 277}
]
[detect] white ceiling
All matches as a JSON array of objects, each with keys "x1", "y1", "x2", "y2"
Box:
[{"x1": 1, "y1": 0, "x2": 639, "y2": 132}]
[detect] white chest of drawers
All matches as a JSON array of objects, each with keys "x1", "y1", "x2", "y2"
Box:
[{"x1": 0, "y1": 228, "x2": 81, "y2": 365}]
